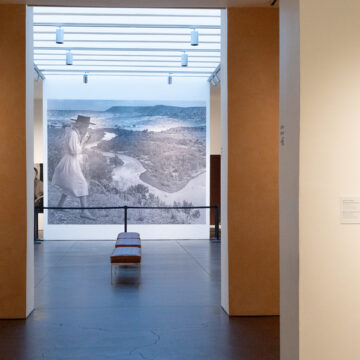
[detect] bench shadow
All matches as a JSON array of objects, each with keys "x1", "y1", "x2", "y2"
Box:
[{"x1": 111, "y1": 266, "x2": 141, "y2": 287}]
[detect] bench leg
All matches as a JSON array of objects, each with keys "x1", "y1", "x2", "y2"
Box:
[
  {"x1": 111, "y1": 264, "x2": 114, "y2": 285},
  {"x1": 111, "y1": 263, "x2": 141, "y2": 285}
]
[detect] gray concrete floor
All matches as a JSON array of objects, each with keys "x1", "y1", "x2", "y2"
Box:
[{"x1": 0, "y1": 240, "x2": 279, "y2": 360}]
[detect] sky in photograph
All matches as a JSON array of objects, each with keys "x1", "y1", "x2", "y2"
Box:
[{"x1": 47, "y1": 99, "x2": 206, "y2": 111}]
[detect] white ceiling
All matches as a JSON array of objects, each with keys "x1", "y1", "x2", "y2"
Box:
[{"x1": 33, "y1": 7, "x2": 221, "y2": 79}]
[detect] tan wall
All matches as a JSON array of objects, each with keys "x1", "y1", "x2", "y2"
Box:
[
  {"x1": 0, "y1": 4, "x2": 29, "y2": 318},
  {"x1": 210, "y1": 81, "x2": 221, "y2": 155},
  {"x1": 227, "y1": 8, "x2": 279, "y2": 315}
]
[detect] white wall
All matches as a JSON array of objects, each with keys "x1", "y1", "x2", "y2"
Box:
[
  {"x1": 26, "y1": 5, "x2": 34, "y2": 317},
  {"x1": 299, "y1": 0, "x2": 360, "y2": 358},
  {"x1": 279, "y1": 0, "x2": 300, "y2": 359},
  {"x1": 34, "y1": 77, "x2": 44, "y2": 231},
  {"x1": 43, "y1": 75, "x2": 210, "y2": 240},
  {"x1": 220, "y1": 9, "x2": 229, "y2": 314},
  {"x1": 280, "y1": 0, "x2": 360, "y2": 359}
]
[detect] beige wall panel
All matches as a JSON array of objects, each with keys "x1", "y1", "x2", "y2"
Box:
[
  {"x1": 0, "y1": 4, "x2": 28, "y2": 318},
  {"x1": 210, "y1": 82, "x2": 221, "y2": 155}
]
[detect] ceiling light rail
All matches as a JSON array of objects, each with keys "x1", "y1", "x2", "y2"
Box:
[
  {"x1": 43, "y1": 73, "x2": 210, "y2": 78},
  {"x1": 34, "y1": 52, "x2": 221, "y2": 58},
  {"x1": 34, "y1": 31, "x2": 220, "y2": 37},
  {"x1": 40, "y1": 69, "x2": 212, "y2": 74},
  {"x1": 34, "y1": 13, "x2": 221, "y2": 18},
  {"x1": 34, "y1": 39, "x2": 220, "y2": 44},
  {"x1": 39, "y1": 64, "x2": 216, "y2": 69},
  {"x1": 35, "y1": 46, "x2": 221, "y2": 52},
  {"x1": 34, "y1": 23, "x2": 221, "y2": 29},
  {"x1": 34, "y1": 58, "x2": 219, "y2": 64}
]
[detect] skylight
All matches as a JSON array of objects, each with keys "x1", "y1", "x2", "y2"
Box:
[{"x1": 33, "y1": 7, "x2": 221, "y2": 79}]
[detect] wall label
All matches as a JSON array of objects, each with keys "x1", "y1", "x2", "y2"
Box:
[{"x1": 340, "y1": 197, "x2": 360, "y2": 223}]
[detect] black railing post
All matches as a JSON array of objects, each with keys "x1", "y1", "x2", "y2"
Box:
[
  {"x1": 124, "y1": 206, "x2": 128, "y2": 232},
  {"x1": 214, "y1": 205, "x2": 220, "y2": 241},
  {"x1": 34, "y1": 206, "x2": 39, "y2": 243}
]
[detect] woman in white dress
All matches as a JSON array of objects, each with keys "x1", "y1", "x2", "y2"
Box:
[{"x1": 52, "y1": 115, "x2": 95, "y2": 220}]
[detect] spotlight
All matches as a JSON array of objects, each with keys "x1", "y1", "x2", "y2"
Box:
[
  {"x1": 66, "y1": 51, "x2": 73, "y2": 65},
  {"x1": 168, "y1": 74, "x2": 172, "y2": 85},
  {"x1": 83, "y1": 73, "x2": 88, "y2": 84},
  {"x1": 214, "y1": 73, "x2": 220, "y2": 83},
  {"x1": 191, "y1": 29, "x2": 199, "y2": 46},
  {"x1": 210, "y1": 78, "x2": 216, "y2": 86},
  {"x1": 56, "y1": 27, "x2": 64, "y2": 44},
  {"x1": 181, "y1": 52, "x2": 188, "y2": 67}
]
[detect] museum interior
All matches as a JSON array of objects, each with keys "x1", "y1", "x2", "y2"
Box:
[{"x1": 2, "y1": 0, "x2": 360, "y2": 359}]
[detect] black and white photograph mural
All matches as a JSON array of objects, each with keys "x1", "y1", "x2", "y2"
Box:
[{"x1": 47, "y1": 99, "x2": 207, "y2": 224}]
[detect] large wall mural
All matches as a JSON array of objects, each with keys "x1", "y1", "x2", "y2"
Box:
[{"x1": 47, "y1": 99, "x2": 207, "y2": 225}]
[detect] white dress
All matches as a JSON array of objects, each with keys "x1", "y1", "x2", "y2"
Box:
[{"x1": 52, "y1": 127, "x2": 88, "y2": 197}]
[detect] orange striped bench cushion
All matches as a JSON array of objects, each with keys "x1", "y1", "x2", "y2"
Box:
[
  {"x1": 115, "y1": 238, "x2": 141, "y2": 248},
  {"x1": 110, "y1": 247, "x2": 141, "y2": 263},
  {"x1": 117, "y1": 232, "x2": 140, "y2": 240}
]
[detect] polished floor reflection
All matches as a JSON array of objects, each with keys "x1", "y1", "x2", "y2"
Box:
[{"x1": 0, "y1": 240, "x2": 279, "y2": 360}]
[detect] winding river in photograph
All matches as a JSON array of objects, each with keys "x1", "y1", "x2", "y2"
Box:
[{"x1": 47, "y1": 100, "x2": 207, "y2": 225}]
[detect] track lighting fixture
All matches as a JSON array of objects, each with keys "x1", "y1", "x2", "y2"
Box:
[
  {"x1": 56, "y1": 27, "x2": 64, "y2": 44},
  {"x1": 191, "y1": 29, "x2": 199, "y2": 46},
  {"x1": 66, "y1": 51, "x2": 73, "y2": 65},
  {"x1": 181, "y1": 52, "x2": 188, "y2": 67},
  {"x1": 83, "y1": 73, "x2": 88, "y2": 84},
  {"x1": 168, "y1": 74, "x2": 172, "y2": 85}
]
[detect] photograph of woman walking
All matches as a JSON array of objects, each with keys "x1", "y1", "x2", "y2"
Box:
[
  {"x1": 52, "y1": 115, "x2": 96, "y2": 220},
  {"x1": 47, "y1": 99, "x2": 206, "y2": 225}
]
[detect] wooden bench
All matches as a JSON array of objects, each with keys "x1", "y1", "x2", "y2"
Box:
[
  {"x1": 115, "y1": 237, "x2": 141, "y2": 248},
  {"x1": 110, "y1": 245, "x2": 141, "y2": 284},
  {"x1": 117, "y1": 232, "x2": 140, "y2": 240}
]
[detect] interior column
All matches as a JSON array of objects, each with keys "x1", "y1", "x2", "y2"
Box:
[
  {"x1": 223, "y1": 8, "x2": 279, "y2": 315},
  {"x1": 0, "y1": 4, "x2": 34, "y2": 319}
]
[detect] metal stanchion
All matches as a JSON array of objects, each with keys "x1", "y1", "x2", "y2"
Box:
[
  {"x1": 34, "y1": 206, "x2": 42, "y2": 244},
  {"x1": 124, "y1": 205, "x2": 128, "y2": 232},
  {"x1": 37, "y1": 205, "x2": 219, "y2": 239},
  {"x1": 214, "y1": 205, "x2": 220, "y2": 241}
]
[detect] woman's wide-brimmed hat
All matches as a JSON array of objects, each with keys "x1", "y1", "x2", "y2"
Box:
[{"x1": 71, "y1": 115, "x2": 95, "y2": 126}]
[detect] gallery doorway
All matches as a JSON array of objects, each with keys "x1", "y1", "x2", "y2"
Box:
[{"x1": 33, "y1": 6, "x2": 222, "y2": 241}]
